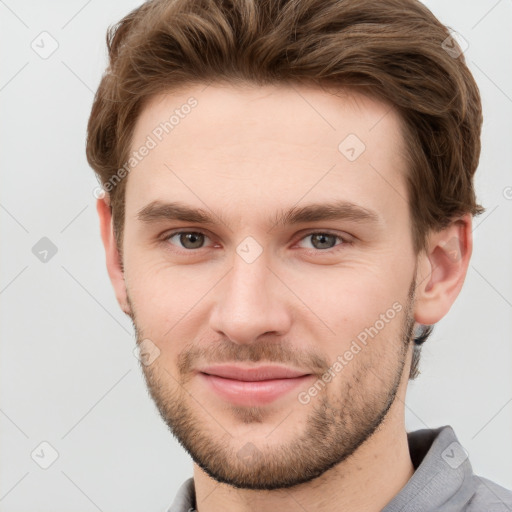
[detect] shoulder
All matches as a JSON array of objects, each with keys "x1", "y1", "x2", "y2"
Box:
[{"x1": 465, "y1": 475, "x2": 512, "y2": 511}]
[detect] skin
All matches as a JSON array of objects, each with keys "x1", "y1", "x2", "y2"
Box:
[{"x1": 97, "y1": 82, "x2": 472, "y2": 512}]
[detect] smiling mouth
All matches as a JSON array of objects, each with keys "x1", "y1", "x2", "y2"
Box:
[{"x1": 197, "y1": 364, "x2": 314, "y2": 406}]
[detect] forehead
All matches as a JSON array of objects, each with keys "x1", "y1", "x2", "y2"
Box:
[
  {"x1": 134, "y1": 82, "x2": 404, "y2": 151},
  {"x1": 125, "y1": 82, "x2": 409, "y2": 227}
]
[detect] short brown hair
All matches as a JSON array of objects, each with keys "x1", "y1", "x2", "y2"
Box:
[{"x1": 86, "y1": 0, "x2": 484, "y2": 378}]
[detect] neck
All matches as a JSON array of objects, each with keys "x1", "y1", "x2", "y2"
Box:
[{"x1": 192, "y1": 399, "x2": 414, "y2": 512}]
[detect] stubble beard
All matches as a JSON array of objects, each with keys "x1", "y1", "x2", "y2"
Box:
[{"x1": 129, "y1": 282, "x2": 415, "y2": 490}]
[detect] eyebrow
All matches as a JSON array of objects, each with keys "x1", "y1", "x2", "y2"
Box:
[{"x1": 136, "y1": 200, "x2": 380, "y2": 229}]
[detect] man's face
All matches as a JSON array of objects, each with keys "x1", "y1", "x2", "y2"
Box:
[{"x1": 121, "y1": 83, "x2": 418, "y2": 489}]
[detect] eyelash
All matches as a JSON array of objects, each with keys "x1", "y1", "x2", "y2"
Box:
[{"x1": 161, "y1": 230, "x2": 351, "y2": 254}]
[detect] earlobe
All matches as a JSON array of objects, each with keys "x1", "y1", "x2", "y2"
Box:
[
  {"x1": 413, "y1": 214, "x2": 472, "y2": 326},
  {"x1": 96, "y1": 197, "x2": 132, "y2": 316}
]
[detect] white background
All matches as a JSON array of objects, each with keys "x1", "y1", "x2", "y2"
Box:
[{"x1": 1, "y1": 1, "x2": 511, "y2": 511}]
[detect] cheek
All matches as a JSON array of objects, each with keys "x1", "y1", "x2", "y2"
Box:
[
  {"x1": 283, "y1": 262, "x2": 409, "y2": 349},
  {"x1": 125, "y1": 258, "x2": 216, "y2": 345}
]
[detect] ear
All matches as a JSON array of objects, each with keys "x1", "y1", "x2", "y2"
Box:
[
  {"x1": 97, "y1": 196, "x2": 132, "y2": 316},
  {"x1": 413, "y1": 214, "x2": 472, "y2": 325}
]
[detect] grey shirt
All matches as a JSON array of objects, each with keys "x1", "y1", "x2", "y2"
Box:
[{"x1": 167, "y1": 425, "x2": 512, "y2": 511}]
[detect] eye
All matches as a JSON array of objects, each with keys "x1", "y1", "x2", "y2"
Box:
[
  {"x1": 165, "y1": 231, "x2": 213, "y2": 250},
  {"x1": 162, "y1": 230, "x2": 349, "y2": 253},
  {"x1": 296, "y1": 232, "x2": 346, "y2": 251}
]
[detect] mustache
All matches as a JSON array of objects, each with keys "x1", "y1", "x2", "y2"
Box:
[
  {"x1": 176, "y1": 340, "x2": 330, "y2": 376},
  {"x1": 132, "y1": 326, "x2": 331, "y2": 377}
]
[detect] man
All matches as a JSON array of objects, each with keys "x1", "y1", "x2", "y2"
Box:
[{"x1": 87, "y1": 0, "x2": 512, "y2": 510}]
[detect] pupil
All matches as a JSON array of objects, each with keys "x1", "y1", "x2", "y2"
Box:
[
  {"x1": 182, "y1": 232, "x2": 203, "y2": 249},
  {"x1": 314, "y1": 233, "x2": 334, "y2": 249}
]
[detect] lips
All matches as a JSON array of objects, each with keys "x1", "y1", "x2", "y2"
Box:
[
  {"x1": 197, "y1": 364, "x2": 314, "y2": 406},
  {"x1": 198, "y1": 364, "x2": 310, "y2": 381}
]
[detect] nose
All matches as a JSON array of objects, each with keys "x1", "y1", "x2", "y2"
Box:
[{"x1": 208, "y1": 250, "x2": 292, "y2": 345}]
